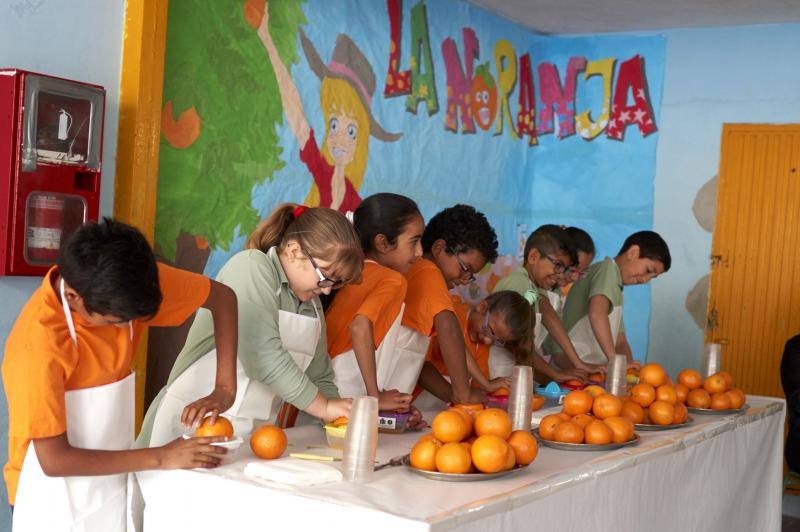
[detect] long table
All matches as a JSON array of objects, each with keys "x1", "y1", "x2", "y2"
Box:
[{"x1": 135, "y1": 396, "x2": 785, "y2": 531}]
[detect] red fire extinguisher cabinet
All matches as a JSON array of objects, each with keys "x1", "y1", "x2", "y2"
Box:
[{"x1": 0, "y1": 69, "x2": 104, "y2": 276}]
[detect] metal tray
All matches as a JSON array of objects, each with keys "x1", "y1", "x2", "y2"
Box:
[
  {"x1": 687, "y1": 404, "x2": 749, "y2": 416},
  {"x1": 535, "y1": 432, "x2": 640, "y2": 451},
  {"x1": 635, "y1": 416, "x2": 694, "y2": 431},
  {"x1": 402, "y1": 455, "x2": 529, "y2": 482}
]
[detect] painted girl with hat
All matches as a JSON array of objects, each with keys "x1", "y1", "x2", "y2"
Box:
[{"x1": 256, "y1": 2, "x2": 401, "y2": 212}]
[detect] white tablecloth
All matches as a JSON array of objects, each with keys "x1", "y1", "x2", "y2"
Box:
[{"x1": 136, "y1": 396, "x2": 785, "y2": 532}]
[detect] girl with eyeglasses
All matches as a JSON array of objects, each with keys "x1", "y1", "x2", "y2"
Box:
[
  {"x1": 139, "y1": 204, "x2": 363, "y2": 447},
  {"x1": 325, "y1": 194, "x2": 426, "y2": 422},
  {"x1": 427, "y1": 291, "x2": 532, "y2": 398}
]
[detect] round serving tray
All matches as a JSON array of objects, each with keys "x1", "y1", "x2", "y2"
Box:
[
  {"x1": 535, "y1": 432, "x2": 640, "y2": 451},
  {"x1": 687, "y1": 404, "x2": 749, "y2": 416},
  {"x1": 402, "y1": 455, "x2": 529, "y2": 481},
  {"x1": 634, "y1": 416, "x2": 694, "y2": 431}
]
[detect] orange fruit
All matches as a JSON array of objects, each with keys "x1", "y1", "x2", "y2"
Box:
[
  {"x1": 655, "y1": 384, "x2": 678, "y2": 405},
  {"x1": 553, "y1": 421, "x2": 584, "y2": 444},
  {"x1": 432, "y1": 410, "x2": 471, "y2": 443},
  {"x1": 563, "y1": 390, "x2": 594, "y2": 416},
  {"x1": 435, "y1": 442, "x2": 472, "y2": 474},
  {"x1": 538, "y1": 414, "x2": 564, "y2": 441},
  {"x1": 726, "y1": 388, "x2": 745, "y2": 409},
  {"x1": 588, "y1": 372, "x2": 606, "y2": 383},
  {"x1": 493, "y1": 388, "x2": 510, "y2": 396},
  {"x1": 674, "y1": 383, "x2": 689, "y2": 404},
  {"x1": 620, "y1": 401, "x2": 645, "y2": 424},
  {"x1": 454, "y1": 403, "x2": 485, "y2": 417},
  {"x1": 603, "y1": 416, "x2": 634, "y2": 443},
  {"x1": 592, "y1": 393, "x2": 623, "y2": 419},
  {"x1": 630, "y1": 383, "x2": 656, "y2": 407},
  {"x1": 641, "y1": 407, "x2": 651, "y2": 424},
  {"x1": 648, "y1": 400, "x2": 675, "y2": 425},
  {"x1": 449, "y1": 407, "x2": 475, "y2": 433},
  {"x1": 571, "y1": 413, "x2": 595, "y2": 429},
  {"x1": 507, "y1": 430, "x2": 538, "y2": 466},
  {"x1": 504, "y1": 441, "x2": 516, "y2": 470},
  {"x1": 687, "y1": 389, "x2": 711, "y2": 409},
  {"x1": 474, "y1": 408, "x2": 513, "y2": 439},
  {"x1": 677, "y1": 368, "x2": 702, "y2": 390},
  {"x1": 471, "y1": 435, "x2": 509, "y2": 473},
  {"x1": 331, "y1": 416, "x2": 349, "y2": 427},
  {"x1": 673, "y1": 402, "x2": 688, "y2": 424},
  {"x1": 195, "y1": 416, "x2": 234, "y2": 438},
  {"x1": 703, "y1": 373, "x2": 728, "y2": 394},
  {"x1": 639, "y1": 364, "x2": 667, "y2": 387},
  {"x1": 460, "y1": 441, "x2": 472, "y2": 453},
  {"x1": 416, "y1": 433, "x2": 437, "y2": 444},
  {"x1": 563, "y1": 379, "x2": 584, "y2": 387},
  {"x1": 556, "y1": 412, "x2": 572, "y2": 422},
  {"x1": 249, "y1": 425, "x2": 287, "y2": 459},
  {"x1": 710, "y1": 392, "x2": 731, "y2": 410},
  {"x1": 585, "y1": 385, "x2": 606, "y2": 398},
  {"x1": 410, "y1": 437, "x2": 441, "y2": 471},
  {"x1": 584, "y1": 420, "x2": 614, "y2": 444},
  {"x1": 531, "y1": 395, "x2": 545, "y2": 411},
  {"x1": 717, "y1": 371, "x2": 734, "y2": 389}
]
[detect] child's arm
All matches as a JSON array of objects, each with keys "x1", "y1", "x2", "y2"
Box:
[
  {"x1": 349, "y1": 315, "x2": 412, "y2": 411},
  {"x1": 587, "y1": 294, "x2": 617, "y2": 364},
  {"x1": 615, "y1": 330, "x2": 639, "y2": 368},
  {"x1": 432, "y1": 310, "x2": 475, "y2": 404},
  {"x1": 417, "y1": 362, "x2": 455, "y2": 402},
  {"x1": 33, "y1": 432, "x2": 228, "y2": 477},
  {"x1": 531, "y1": 351, "x2": 587, "y2": 383},
  {"x1": 180, "y1": 280, "x2": 238, "y2": 428},
  {"x1": 464, "y1": 349, "x2": 511, "y2": 392},
  {"x1": 540, "y1": 297, "x2": 598, "y2": 373}
]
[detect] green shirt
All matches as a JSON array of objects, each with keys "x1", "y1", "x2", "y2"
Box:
[
  {"x1": 492, "y1": 266, "x2": 542, "y2": 312},
  {"x1": 543, "y1": 257, "x2": 624, "y2": 354},
  {"x1": 137, "y1": 247, "x2": 338, "y2": 446}
]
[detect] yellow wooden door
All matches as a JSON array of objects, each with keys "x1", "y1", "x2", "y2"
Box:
[{"x1": 707, "y1": 124, "x2": 800, "y2": 398}]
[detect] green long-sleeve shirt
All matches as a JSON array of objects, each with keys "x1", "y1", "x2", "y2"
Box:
[{"x1": 137, "y1": 247, "x2": 338, "y2": 446}]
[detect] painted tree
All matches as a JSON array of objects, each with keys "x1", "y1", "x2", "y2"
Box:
[{"x1": 155, "y1": 0, "x2": 307, "y2": 261}]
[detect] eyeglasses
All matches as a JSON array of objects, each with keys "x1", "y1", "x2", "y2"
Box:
[
  {"x1": 542, "y1": 253, "x2": 568, "y2": 274},
  {"x1": 449, "y1": 249, "x2": 476, "y2": 283},
  {"x1": 481, "y1": 312, "x2": 506, "y2": 347},
  {"x1": 302, "y1": 249, "x2": 344, "y2": 289},
  {"x1": 565, "y1": 266, "x2": 589, "y2": 281}
]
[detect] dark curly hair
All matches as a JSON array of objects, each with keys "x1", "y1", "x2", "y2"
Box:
[
  {"x1": 422, "y1": 204, "x2": 498, "y2": 263},
  {"x1": 57, "y1": 217, "x2": 162, "y2": 321}
]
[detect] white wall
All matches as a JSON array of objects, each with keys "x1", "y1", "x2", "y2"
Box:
[
  {"x1": 649, "y1": 24, "x2": 800, "y2": 377},
  {"x1": 0, "y1": 0, "x2": 125, "y2": 523}
]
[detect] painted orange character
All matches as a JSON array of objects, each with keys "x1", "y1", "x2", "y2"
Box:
[{"x1": 471, "y1": 62, "x2": 498, "y2": 131}]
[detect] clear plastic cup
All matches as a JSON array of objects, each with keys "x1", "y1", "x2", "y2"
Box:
[
  {"x1": 702, "y1": 343, "x2": 722, "y2": 378},
  {"x1": 508, "y1": 365, "x2": 533, "y2": 432},
  {"x1": 605, "y1": 354, "x2": 628, "y2": 397},
  {"x1": 340, "y1": 396, "x2": 378, "y2": 483}
]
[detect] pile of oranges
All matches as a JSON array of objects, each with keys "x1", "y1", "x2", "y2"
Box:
[
  {"x1": 409, "y1": 406, "x2": 538, "y2": 474},
  {"x1": 625, "y1": 363, "x2": 689, "y2": 426},
  {"x1": 681, "y1": 369, "x2": 746, "y2": 411},
  {"x1": 538, "y1": 389, "x2": 636, "y2": 445}
]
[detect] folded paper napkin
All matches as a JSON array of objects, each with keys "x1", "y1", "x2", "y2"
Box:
[{"x1": 244, "y1": 458, "x2": 343, "y2": 486}]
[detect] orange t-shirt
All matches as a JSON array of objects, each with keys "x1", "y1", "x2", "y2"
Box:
[
  {"x1": 325, "y1": 261, "x2": 407, "y2": 357},
  {"x1": 401, "y1": 258, "x2": 455, "y2": 337},
  {"x1": 427, "y1": 296, "x2": 489, "y2": 388},
  {"x1": 2, "y1": 262, "x2": 210, "y2": 504}
]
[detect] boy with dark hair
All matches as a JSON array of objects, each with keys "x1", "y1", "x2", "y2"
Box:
[
  {"x1": 400, "y1": 205, "x2": 500, "y2": 405},
  {"x1": 545, "y1": 230, "x2": 671, "y2": 369},
  {"x1": 494, "y1": 225, "x2": 599, "y2": 383},
  {"x1": 3, "y1": 218, "x2": 239, "y2": 529}
]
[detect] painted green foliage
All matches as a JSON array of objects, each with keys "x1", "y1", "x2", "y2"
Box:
[{"x1": 155, "y1": 0, "x2": 307, "y2": 260}]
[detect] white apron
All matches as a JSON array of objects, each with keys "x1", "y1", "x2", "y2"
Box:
[
  {"x1": 568, "y1": 306, "x2": 624, "y2": 365},
  {"x1": 149, "y1": 305, "x2": 321, "y2": 446},
  {"x1": 330, "y1": 303, "x2": 406, "y2": 398},
  {"x1": 488, "y1": 345, "x2": 515, "y2": 379},
  {"x1": 545, "y1": 290, "x2": 565, "y2": 316},
  {"x1": 13, "y1": 280, "x2": 135, "y2": 532},
  {"x1": 384, "y1": 325, "x2": 430, "y2": 394}
]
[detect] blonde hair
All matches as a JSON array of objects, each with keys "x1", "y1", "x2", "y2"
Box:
[
  {"x1": 246, "y1": 203, "x2": 363, "y2": 285},
  {"x1": 305, "y1": 77, "x2": 370, "y2": 206}
]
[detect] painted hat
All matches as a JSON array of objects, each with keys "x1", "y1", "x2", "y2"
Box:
[{"x1": 300, "y1": 28, "x2": 401, "y2": 142}]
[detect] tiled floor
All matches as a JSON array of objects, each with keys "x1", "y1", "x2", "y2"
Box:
[{"x1": 785, "y1": 493, "x2": 800, "y2": 531}]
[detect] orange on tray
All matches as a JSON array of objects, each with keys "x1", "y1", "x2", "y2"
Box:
[
  {"x1": 474, "y1": 408, "x2": 512, "y2": 439},
  {"x1": 432, "y1": 410, "x2": 471, "y2": 443},
  {"x1": 195, "y1": 416, "x2": 234, "y2": 438},
  {"x1": 250, "y1": 425, "x2": 287, "y2": 459}
]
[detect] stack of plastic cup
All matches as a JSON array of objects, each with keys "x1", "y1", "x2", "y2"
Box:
[
  {"x1": 508, "y1": 365, "x2": 533, "y2": 432},
  {"x1": 340, "y1": 396, "x2": 378, "y2": 483},
  {"x1": 605, "y1": 354, "x2": 628, "y2": 397},
  {"x1": 702, "y1": 343, "x2": 722, "y2": 378}
]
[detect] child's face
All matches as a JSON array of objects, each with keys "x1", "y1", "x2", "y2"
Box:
[
  {"x1": 377, "y1": 215, "x2": 424, "y2": 274},
  {"x1": 526, "y1": 248, "x2": 572, "y2": 289},
  {"x1": 282, "y1": 241, "x2": 342, "y2": 302},
  {"x1": 435, "y1": 245, "x2": 487, "y2": 288},
  {"x1": 326, "y1": 108, "x2": 358, "y2": 167},
  {"x1": 470, "y1": 302, "x2": 514, "y2": 346},
  {"x1": 560, "y1": 251, "x2": 595, "y2": 286},
  {"x1": 618, "y1": 246, "x2": 665, "y2": 286}
]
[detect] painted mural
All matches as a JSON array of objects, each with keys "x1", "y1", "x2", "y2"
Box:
[{"x1": 150, "y1": 0, "x2": 665, "y2": 395}]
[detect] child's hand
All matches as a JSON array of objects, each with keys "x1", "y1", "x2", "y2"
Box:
[
  {"x1": 158, "y1": 436, "x2": 228, "y2": 470},
  {"x1": 577, "y1": 362, "x2": 603, "y2": 374},
  {"x1": 323, "y1": 398, "x2": 353, "y2": 423},
  {"x1": 554, "y1": 369, "x2": 587, "y2": 383},
  {"x1": 180, "y1": 385, "x2": 236, "y2": 429},
  {"x1": 466, "y1": 388, "x2": 486, "y2": 405},
  {"x1": 485, "y1": 377, "x2": 512, "y2": 393},
  {"x1": 378, "y1": 389, "x2": 412, "y2": 412},
  {"x1": 405, "y1": 406, "x2": 428, "y2": 431}
]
